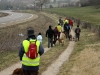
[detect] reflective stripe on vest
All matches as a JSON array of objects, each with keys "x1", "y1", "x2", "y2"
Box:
[{"x1": 22, "y1": 39, "x2": 40, "y2": 66}]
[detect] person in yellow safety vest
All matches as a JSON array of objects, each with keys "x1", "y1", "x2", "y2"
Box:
[
  {"x1": 57, "y1": 23, "x2": 62, "y2": 39},
  {"x1": 64, "y1": 18, "x2": 69, "y2": 24},
  {"x1": 19, "y1": 27, "x2": 44, "y2": 75}
]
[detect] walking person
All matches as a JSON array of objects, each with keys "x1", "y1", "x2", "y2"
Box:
[
  {"x1": 58, "y1": 17, "x2": 63, "y2": 26},
  {"x1": 68, "y1": 19, "x2": 73, "y2": 29},
  {"x1": 56, "y1": 23, "x2": 62, "y2": 39},
  {"x1": 64, "y1": 18, "x2": 69, "y2": 24},
  {"x1": 64, "y1": 21, "x2": 70, "y2": 40},
  {"x1": 75, "y1": 25, "x2": 81, "y2": 41},
  {"x1": 46, "y1": 25, "x2": 54, "y2": 48},
  {"x1": 53, "y1": 27, "x2": 59, "y2": 45},
  {"x1": 19, "y1": 27, "x2": 44, "y2": 75},
  {"x1": 37, "y1": 32, "x2": 42, "y2": 44}
]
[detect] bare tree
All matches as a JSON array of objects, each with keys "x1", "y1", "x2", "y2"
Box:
[{"x1": 35, "y1": 0, "x2": 50, "y2": 11}]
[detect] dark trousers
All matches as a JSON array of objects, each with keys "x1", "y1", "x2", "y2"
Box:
[
  {"x1": 23, "y1": 70, "x2": 38, "y2": 75},
  {"x1": 48, "y1": 37, "x2": 53, "y2": 48},
  {"x1": 54, "y1": 35, "x2": 57, "y2": 44},
  {"x1": 65, "y1": 30, "x2": 70, "y2": 40},
  {"x1": 58, "y1": 32, "x2": 61, "y2": 39},
  {"x1": 76, "y1": 33, "x2": 80, "y2": 41}
]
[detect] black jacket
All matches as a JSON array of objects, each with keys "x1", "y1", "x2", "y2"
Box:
[
  {"x1": 46, "y1": 27, "x2": 54, "y2": 38},
  {"x1": 64, "y1": 23, "x2": 70, "y2": 31}
]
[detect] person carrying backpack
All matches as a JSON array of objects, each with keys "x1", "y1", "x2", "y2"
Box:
[
  {"x1": 64, "y1": 18, "x2": 69, "y2": 24},
  {"x1": 64, "y1": 21, "x2": 70, "y2": 40},
  {"x1": 46, "y1": 25, "x2": 54, "y2": 48},
  {"x1": 68, "y1": 19, "x2": 73, "y2": 29},
  {"x1": 19, "y1": 27, "x2": 44, "y2": 75},
  {"x1": 75, "y1": 25, "x2": 81, "y2": 41}
]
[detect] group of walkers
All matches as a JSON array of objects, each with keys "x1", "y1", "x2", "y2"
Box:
[
  {"x1": 46, "y1": 17, "x2": 81, "y2": 48},
  {"x1": 18, "y1": 17, "x2": 81, "y2": 75},
  {"x1": 46, "y1": 17, "x2": 80, "y2": 48}
]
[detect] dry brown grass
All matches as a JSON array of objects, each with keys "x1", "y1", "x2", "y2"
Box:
[
  {"x1": 57, "y1": 27, "x2": 100, "y2": 75},
  {"x1": 0, "y1": 12, "x2": 9, "y2": 17},
  {"x1": 0, "y1": 10, "x2": 55, "y2": 71}
]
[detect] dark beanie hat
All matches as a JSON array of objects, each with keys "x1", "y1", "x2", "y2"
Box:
[
  {"x1": 27, "y1": 27, "x2": 34, "y2": 36},
  {"x1": 49, "y1": 25, "x2": 51, "y2": 29},
  {"x1": 38, "y1": 32, "x2": 41, "y2": 35}
]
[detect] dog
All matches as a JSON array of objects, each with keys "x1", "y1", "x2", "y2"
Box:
[
  {"x1": 55, "y1": 31, "x2": 66, "y2": 46},
  {"x1": 69, "y1": 34, "x2": 72, "y2": 41},
  {"x1": 69, "y1": 31, "x2": 76, "y2": 41},
  {"x1": 12, "y1": 68, "x2": 24, "y2": 75},
  {"x1": 72, "y1": 36, "x2": 76, "y2": 41}
]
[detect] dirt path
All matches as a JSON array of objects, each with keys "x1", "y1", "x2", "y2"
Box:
[
  {"x1": 41, "y1": 30, "x2": 75, "y2": 75},
  {"x1": 0, "y1": 48, "x2": 50, "y2": 75}
]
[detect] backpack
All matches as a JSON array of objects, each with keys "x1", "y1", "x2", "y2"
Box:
[
  {"x1": 26, "y1": 41, "x2": 38, "y2": 59},
  {"x1": 76, "y1": 28, "x2": 80, "y2": 33},
  {"x1": 66, "y1": 25, "x2": 70, "y2": 30}
]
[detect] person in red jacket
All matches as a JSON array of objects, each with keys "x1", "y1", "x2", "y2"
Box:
[
  {"x1": 68, "y1": 19, "x2": 73, "y2": 29},
  {"x1": 53, "y1": 27, "x2": 59, "y2": 45}
]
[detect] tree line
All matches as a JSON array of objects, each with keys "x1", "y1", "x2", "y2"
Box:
[{"x1": 80, "y1": 0, "x2": 100, "y2": 7}]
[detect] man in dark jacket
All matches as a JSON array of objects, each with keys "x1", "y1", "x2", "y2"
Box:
[
  {"x1": 19, "y1": 27, "x2": 44, "y2": 75},
  {"x1": 75, "y1": 25, "x2": 81, "y2": 41},
  {"x1": 64, "y1": 22, "x2": 70, "y2": 40},
  {"x1": 46, "y1": 25, "x2": 54, "y2": 48}
]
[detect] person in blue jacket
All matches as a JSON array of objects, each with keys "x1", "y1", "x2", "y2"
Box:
[{"x1": 19, "y1": 27, "x2": 44, "y2": 75}]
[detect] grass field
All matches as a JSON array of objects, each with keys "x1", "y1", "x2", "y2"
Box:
[{"x1": 44, "y1": 6, "x2": 100, "y2": 25}]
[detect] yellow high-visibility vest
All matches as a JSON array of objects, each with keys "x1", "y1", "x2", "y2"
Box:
[
  {"x1": 57, "y1": 25, "x2": 62, "y2": 32},
  {"x1": 22, "y1": 39, "x2": 40, "y2": 66},
  {"x1": 64, "y1": 19, "x2": 69, "y2": 24}
]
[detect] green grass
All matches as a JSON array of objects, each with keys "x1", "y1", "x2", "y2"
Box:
[
  {"x1": 44, "y1": 6, "x2": 100, "y2": 25},
  {"x1": 0, "y1": 50, "x2": 19, "y2": 71}
]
